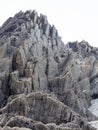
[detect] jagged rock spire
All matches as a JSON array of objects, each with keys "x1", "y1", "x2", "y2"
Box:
[{"x1": 0, "y1": 10, "x2": 97, "y2": 130}]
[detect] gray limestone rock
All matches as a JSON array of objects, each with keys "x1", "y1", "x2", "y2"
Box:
[
  {"x1": 0, "y1": 10, "x2": 97, "y2": 130},
  {"x1": 12, "y1": 46, "x2": 26, "y2": 76}
]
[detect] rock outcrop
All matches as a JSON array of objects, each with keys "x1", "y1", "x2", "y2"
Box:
[{"x1": 0, "y1": 10, "x2": 98, "y2": 129}]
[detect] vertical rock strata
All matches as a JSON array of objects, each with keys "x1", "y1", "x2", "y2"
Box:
[{"x1": 0, "y1": 10, "x2": 97, "y2": 130}]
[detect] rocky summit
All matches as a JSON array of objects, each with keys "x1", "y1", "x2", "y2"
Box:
[{"x1": 0, "y1": 10, "x2": 98, "y2": 130}]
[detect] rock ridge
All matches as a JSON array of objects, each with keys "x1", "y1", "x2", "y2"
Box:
[{"x1": 0, "y1": 10, "x2": 97, "y2": 130}]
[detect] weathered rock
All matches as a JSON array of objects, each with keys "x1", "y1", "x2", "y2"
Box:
[
  {"x1": 0, "y1": 94, "x2": 27, "y2": 120},
  {"x1": 26, "y1": 92, "x2": 76, "y2": 124},
  {"x1": 0, "y1": 10, "x2": 98, "y2": 130},
  {"x1": 4, "y1": 116, "x2": 49, "y2": 130},
  {"x1": 0, "y1": 92, "x2": 93, "y2": 130},
  {"x1": 12, "y1": 46, "x2": 26, "y2": 76},
  {"x1": 3, "y1": 126, "x2": 31, "y2": 130},
  {"x1": 9, "y1": 71, "x2": 32, "y2": 95}
]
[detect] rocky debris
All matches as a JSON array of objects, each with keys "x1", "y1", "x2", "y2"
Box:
[{"x1": 0, "y1": 10, "x2": 98, "y2": 130}]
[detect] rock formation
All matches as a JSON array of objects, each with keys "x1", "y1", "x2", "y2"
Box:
[{"x1": 0, "y1": 10, "x2": 98, "y2": 129}]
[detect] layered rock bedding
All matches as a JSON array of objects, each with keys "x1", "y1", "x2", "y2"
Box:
[{"x1": 0, "y1": 10, "x2": 98, "y2": 130}]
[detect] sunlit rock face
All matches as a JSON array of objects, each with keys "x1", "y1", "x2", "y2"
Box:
[{"x1": 0, "y1": 10, "x2": 98, "y2": 130}]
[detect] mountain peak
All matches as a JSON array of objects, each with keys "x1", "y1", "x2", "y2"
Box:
[
  {"x1": 0, "y1": 10, "x2": 58, "y2": 40},
  {"x1": 0, "y1": 10, "x2": 97, "y2": 130}
]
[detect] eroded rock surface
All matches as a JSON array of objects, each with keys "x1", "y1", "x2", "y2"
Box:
[{"x1": 0, "y1": 10, "x2": 97, "y2": 130}]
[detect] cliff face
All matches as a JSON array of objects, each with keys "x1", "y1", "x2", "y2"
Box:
[{"x1": 0, "y1": 10, "x2": 97, "y2": 130}]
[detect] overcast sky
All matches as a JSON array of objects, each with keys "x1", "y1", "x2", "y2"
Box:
[{"x1": 0, "y1": 0, "x2": 98, "y2": 47}]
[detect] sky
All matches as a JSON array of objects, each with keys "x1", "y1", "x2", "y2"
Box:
[{"x1": 0, "y1": 0, "x2": 98, "y2": 47}]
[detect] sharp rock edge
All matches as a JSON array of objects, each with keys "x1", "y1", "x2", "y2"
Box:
[{"x1": 0, "y1": 10, "x2": 98, "y2": 130}]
